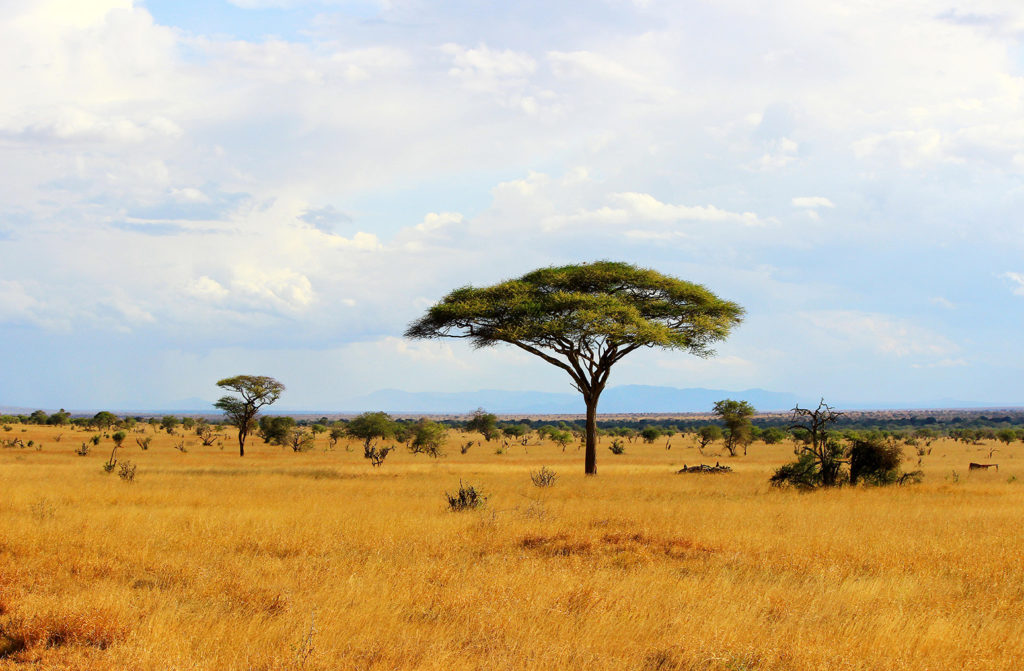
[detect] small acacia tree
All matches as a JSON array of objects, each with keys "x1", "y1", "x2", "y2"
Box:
[
  {"x1": 405, "y1": 262, "x2": 743, "y2": 475},
  {"x1": 713, "y1": 399, "x2": 755, "y2": 456},
  {"x1": 466, "y1": 408, "x2": 499, "y2": 442},
  {"x1": 214, "y1": 375, "x2": 285, "y2": 457},
  {"x1": 409, "y1": 418, "x2": 447, "y2": 457},
  {"x1": 346, "y1": 412, "x2": 396, "y2": 457},
  {"x1": 697, "y1": 425, "x2": 722, "y2": 455}
]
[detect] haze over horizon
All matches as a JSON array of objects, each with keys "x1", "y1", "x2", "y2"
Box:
[{"x1": 2, "y1": 1, "x2": 1023, "y2": 410}]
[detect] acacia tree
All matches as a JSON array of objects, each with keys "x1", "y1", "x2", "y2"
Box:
[
  {"x1": 466, "y1": 408, "x2": 499, "y2": 441},
  {"x1": 214, "y1": 375, "x2": 285, "y2": 456},
  {"x1": 712, "y1": 399, "x2": 755, "y2": 456},
  {"x1": 346, "y1": 411, "x2": 396, "y2": 455},
  {"x1": 405, "y1": 261, "x2": 743, "y2": 475}
]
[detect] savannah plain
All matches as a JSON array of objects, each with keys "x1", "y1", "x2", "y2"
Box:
[{"x1": 1, "y1": 421, "x2": 1022, "y2": 670}]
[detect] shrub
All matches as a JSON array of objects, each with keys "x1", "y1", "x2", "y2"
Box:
[
  {"x1": 697, "y1": 425, "x2": 722, "y2": 454},
  {"x1": 287, "y1": 428, "x2": 315, "y2": 452},
  {"x1": 136, "y1": 436, "x2": 152, "y2": 450},
  {"x1": 90, "y1": 435, "x2": 101, "y2": 446},
  {"x1": 898, "y1": 470, "x2": 924, "y2": 485},
  {"x1": 75, "y1": 442, "x2": 91, "y2": 456},
  {"x1": 551, "y1": 430, "x2": 573, "y2": 452},
  {"x1": 409, "y1": 419, "x2": 446, "y2": 458},
  {"x1": 446, "y1": 481, "x2": 486, "y2": 511},
  {"x1": 118, "y1": 461, "x2": 137, "y2": 482},
  {"x1": 609, "y1": 439, "x2": 625, "y2": 455},
  {"x1": 640, "y1": 427, "x2": 662, "y2": 443},
  {"x1": 849, "y1": 437, "x2": 903, "y2": 485},
  {"x1": 328, "y1": 425, "x2": 345, "y2": 450},
  {"x1": 259, "y1": 416, "x2": 296, "y2": 446},
  {"x1": 769, "y1": 452, "x2": 822, "y2": 489},
  {"x1": 196, "y1": 425, "x2": 216, "y2": 446},
  {"x1": 364, "y1": 445, "x2": 393, "y2": 467},
  {"x1": 530, "y1": 466, "x2": 558, "y2": 487}
]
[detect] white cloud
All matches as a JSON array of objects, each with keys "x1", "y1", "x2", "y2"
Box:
[
  {"x1": 1003, "y1": 272, "x2": 1024, "y2": 296},
  {"x1": 544, "y1": 191, "x2": 765, "y2": 230},
  {"x1": 186, "y1": 276, "x2": 230, "y2": 301},
  {"x1": 792, "y1": 196, "x2": 835, "y2": 209},
  {"x1": 230, "y1": 267, "x2": 315, "y2": 312},
  {"x1": 442, "y1": 43, "x2": 536, "y2": 91}
]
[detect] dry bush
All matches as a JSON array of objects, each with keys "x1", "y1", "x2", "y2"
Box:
[
  {"x1": 529, "y1": 466, "x2": 558, "y2": 487},
  {"x1": 445, "y1": 481, "x2": 486, "y2": 511}
]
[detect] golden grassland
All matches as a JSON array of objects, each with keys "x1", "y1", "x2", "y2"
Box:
[{"x1": 0, "y1": 424, "x2": 1022, "y2": 670}]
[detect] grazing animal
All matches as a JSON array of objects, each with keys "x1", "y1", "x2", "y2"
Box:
[{"x1": 969, "y1": 462, "x2": 999, "y2": 472}]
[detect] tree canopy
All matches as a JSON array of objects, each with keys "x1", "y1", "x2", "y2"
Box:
[{"x1": 405, "y1": 261, "x2": 743, "y2": 474}]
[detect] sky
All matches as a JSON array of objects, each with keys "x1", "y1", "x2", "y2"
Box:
[{"x1": 1, "y1": 0, "x2": 1023, "y2": 411}]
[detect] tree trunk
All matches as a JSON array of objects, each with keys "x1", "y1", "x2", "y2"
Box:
[
  {"x1": 238, "y1": 429, "x2": 246, "y2": 457},
  {"x1": 584, "y1": 395, "x2": 599, "y2": 475}
]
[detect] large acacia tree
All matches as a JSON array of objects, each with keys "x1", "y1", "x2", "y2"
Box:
[
  {"x1": 214, "y1": 375, "x2": 285, "y2": 456},
  {"x1": 405, "y1": 261, "x2": 743, "y2": 475}
]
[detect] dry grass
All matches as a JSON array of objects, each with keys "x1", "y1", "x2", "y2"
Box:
[{"x1": 0, "y1": 424, "x2": 1022, "y2": 670}]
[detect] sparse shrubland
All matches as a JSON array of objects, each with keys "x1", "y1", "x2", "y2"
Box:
[{"x1": 0, "y1": 421, "x2": 1022, "y2": 670}]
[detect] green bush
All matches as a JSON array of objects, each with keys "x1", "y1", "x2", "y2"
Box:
[
  {"x1": 769, "y1": 452, "x2": 821, "y2": 489},
  {"x1": 849, "y1": 437, "x2": 903, "y2": 485}
]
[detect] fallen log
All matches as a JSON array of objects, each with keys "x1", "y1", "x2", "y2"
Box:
[{"x1": 677, "y1": 462, "x2": 732, "y2": 474}]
